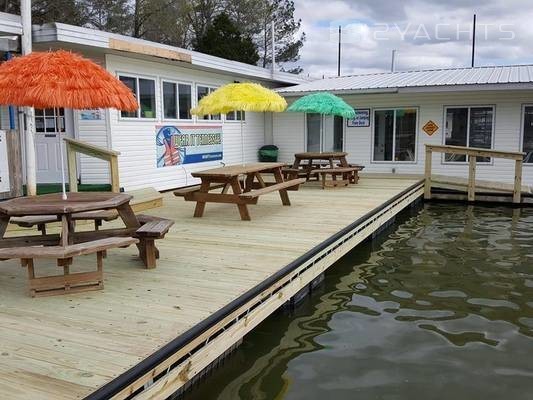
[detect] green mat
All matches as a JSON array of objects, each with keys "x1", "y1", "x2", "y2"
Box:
[{"x1": 23, "y1": 184, "x2": 112, "y2": 195}]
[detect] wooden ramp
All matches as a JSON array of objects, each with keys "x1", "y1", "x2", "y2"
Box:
[{"x1": 0, "y1": 178, "x2": 422, "y2": 400}]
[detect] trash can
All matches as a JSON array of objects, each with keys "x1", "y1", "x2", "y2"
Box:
[{"x1": 258, "y1": 145, "x2": 279, "y2": 162}]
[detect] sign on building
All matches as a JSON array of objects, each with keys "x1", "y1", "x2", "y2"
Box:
[
  {"x1": 422, "y1": 120, "x2": 439, "y2": 136},
  {"x1": 0, "y1": 130, "x2": 11, "y2": 193},
  {"x1": 346, "y1": 109, "x2": 370, "y2": 127},
  {"x1": 156, "y1": 125, "x2": 223, "y2": 168}
]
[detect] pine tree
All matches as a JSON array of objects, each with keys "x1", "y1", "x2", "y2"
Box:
[
  {"x1": 193, "y1": 12, "x2": 259, "y2": 65},
  {"x1": 80, "y1": 0, "x2": 131, "y2": 34},
  {"x1": 255, "y1": 0, "x2": 305, "y2": 73}
]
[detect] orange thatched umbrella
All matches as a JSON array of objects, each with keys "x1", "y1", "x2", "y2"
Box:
[{"x1": 0, "y1": 50, "x2": 138, "y2": 199}]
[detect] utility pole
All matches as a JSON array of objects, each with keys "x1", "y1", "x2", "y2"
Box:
[
  {"x1": 391, "y1": 50, "x2": 397, "y2": 72},
  {"x1": 471, "y1": 14, "x2": 477, "y2": 68},
  {"x1": 20, "y1": 0, "x2": 37, "y2": 196},
  {"x1": 271, "y1": 21, "x2": 276, "y2": 75},
  {"x1": 337, "y1": 26, "x2": 341, "y2": 77}
]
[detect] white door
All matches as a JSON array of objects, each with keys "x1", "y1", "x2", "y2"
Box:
[
  {"x1": 306, "y1": 114, "x2": 344, "y2": 152},
  {"x1": 35, "y1": 108, "x2": 73, "y2": 183}
]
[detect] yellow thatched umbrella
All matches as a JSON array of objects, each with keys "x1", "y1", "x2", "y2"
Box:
[{"x1": 191, "y1": 83, "x2": 287, "y2": 163}]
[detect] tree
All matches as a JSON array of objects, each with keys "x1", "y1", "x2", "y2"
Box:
[
  {"x1": 32, "y1": 0, "x2": 87, "y2": 26},
  {"x1": 193, "y1": 12, "x2": 259, "y2": 65},
  {"x1": 80, "y1": 0, "x2": 131, "y2": 34},
  {"x1": 255, "y1": 0, "x2": 305, "y2": 73}
]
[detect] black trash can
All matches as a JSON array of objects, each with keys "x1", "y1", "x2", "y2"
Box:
[{"x1": 258, "y1": 145, "x2": 279, "y2": 162}]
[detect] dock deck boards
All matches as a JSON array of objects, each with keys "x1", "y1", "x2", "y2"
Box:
[{"x1": 0, "y1": 177, "x2": 421, "y2": 399}]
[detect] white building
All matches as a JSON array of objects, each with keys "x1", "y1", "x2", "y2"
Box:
[
  {"x1": 0, "y1": 15, "x2": 306, "y2": 193},
  {"x1": 275, "y1": 67, "x2": 533, "y2": 185},
  {"x1": 2, "y1": 11, "x2": 533, "y2": 193}
]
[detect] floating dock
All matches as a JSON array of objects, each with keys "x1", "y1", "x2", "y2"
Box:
[{"x1": 0, "y1": 177, "x2": 423, "y2": 400}]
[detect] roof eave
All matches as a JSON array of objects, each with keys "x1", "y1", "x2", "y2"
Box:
[
  {"x1": 32, "y1": 22, "x2": 309, "y2": 85},
  {"x1": 0, "y1": 12, "x2": 22, "y2": 35}
]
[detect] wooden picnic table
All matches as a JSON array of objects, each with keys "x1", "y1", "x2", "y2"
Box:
[
  {"x1": 175, "y1": 162, "x2": 305, "y2": 221},
  {"x1": 0, "y1": 192, "x2": 139, "y2": 248},
  {"x1": 0, "y1": 192, "x2": 143, "y2": 296},
  {"x1": 284, "y1": 152, "x2": 364, "y2": 188}
]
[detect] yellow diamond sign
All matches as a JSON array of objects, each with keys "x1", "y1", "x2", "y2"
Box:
[{"x1": 422, "y1": 120, "x2": 439, "y2": 136}]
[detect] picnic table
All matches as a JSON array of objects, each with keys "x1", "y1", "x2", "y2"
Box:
[
  {"x1": 284, "y1": 152, "x2": 364, "y2": 188},
  {"x1": 0, "y1": 192, "x2": 172, "y2": 296},
  {"x1": 174, "y1": 162, "x2": 305, "y2": 221}
]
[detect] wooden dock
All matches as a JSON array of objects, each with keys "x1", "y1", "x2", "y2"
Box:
[{"x1": 0, "y1": 177, "x2": 423, "y2": 400}]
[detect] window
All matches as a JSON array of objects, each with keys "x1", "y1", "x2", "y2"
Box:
[
  {"x1": 445, "y1": 106, "x2": 494, "y2": 162},
  {"x1": 163, "y1": 81, "x2": 192, "y2": 120},
  {"x1": 522, "y1": 106, "x2": 533, "y2": 163},
  {"x1": 373, "y1": 108, "x2": 417, "y2": 162},
  {"x1": 119, "y1": 75, "x2": 156, "y2": 119},
  {"x1": 306, "y1": 114, "x2": 343, "y2": 152},
  {"x1": 226, "y1": 110, "x2": 245, "y2": 121},
  {"x1": 35, "y1": 108, "x2": 65, "y2": 133},
  {"x1": 197, "y1": 85, "x2": 220, "y2": 120}
]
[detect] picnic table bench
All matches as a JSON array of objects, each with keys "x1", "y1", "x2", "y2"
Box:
[
  {"x1": 0, "y1": 192, "x2": 173, "y2": 296},
  {"x1": 174, "y1": 162, "x2": 304, "y2": 221},
  {"x1": 283, "y1": 152, "x2": 364, "y2": 187}
]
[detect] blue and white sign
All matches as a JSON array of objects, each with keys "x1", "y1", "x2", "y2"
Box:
[
  {"x1": 156, "y1": 125, "x2": 223, "y2": 168},
  {"x1": 347, "y1": 109, "x2": 371, "y2": 127}
]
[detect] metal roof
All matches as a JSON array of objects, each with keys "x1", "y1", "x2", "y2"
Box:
[
  {"x1": 278, "y1": 65, "x2": 533, "y2": 95},
  {"x1": 31, "y1": 22, "x2": 309, "y2": 86}
]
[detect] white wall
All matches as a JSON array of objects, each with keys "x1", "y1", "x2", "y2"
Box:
[
  {"x1": 101, "y1": 54, "x2": 267, "y2": 191},
  {"x1": 274, "y1": 90, "x2": 533, "y2": 185}
]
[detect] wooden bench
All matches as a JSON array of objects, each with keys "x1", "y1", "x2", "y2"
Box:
[
  {"x1": 134, "y1": 214, "x2": 174, "y2": 269},
  {"x1": 337, "y1": 163, "x2": 365, "y2": 184},
  {"x1": 312, "y1": 167, "x2": 358, "y2": 189},
  {"x1": 0, "y1": 236, "x2": 139, "y2": 297},
  {"x1": 239, "y1": 178, "x2": 306, "y2": 200},
  {"x1": 10, "y1": 209, "x2": 119, "y2": 234},
  {"x1": 173, "y1": 183, "x2": 227, "y2": 197}
]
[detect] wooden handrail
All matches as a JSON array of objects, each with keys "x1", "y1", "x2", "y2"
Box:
[
  {"x1": 64, "y1": 138, "x2": 121, "y2": 193},
  {"x1": 424, "y1": 144, "x2": 525, "y2": 204}
]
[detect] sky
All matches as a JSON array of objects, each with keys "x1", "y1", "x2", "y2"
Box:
[{"x1": 290, "y1": 0, "x2": 533, "y2": 78}]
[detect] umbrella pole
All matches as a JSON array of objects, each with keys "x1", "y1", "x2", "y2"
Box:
[
  {"x1": 240, "y1": 117, "x2": 245, "y2": 165},
  {"x1": 56, "y1": 108, "x2": 67, "y2": 200}
]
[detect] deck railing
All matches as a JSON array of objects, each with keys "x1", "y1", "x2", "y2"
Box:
[
  {"x1": 64, "y1": 138, "x2": 121, "y2": 193},
  {"x1": 424, "y1": 144, "x2": 525, "y2": 204}
]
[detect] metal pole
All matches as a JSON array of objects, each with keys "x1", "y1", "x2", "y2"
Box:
[
  {"x1": 337, "y1": 26, "x2": 341, "y2": 77},
  {"x1": 21, "y1": 0, "x2": 37, "y2": 196},
  {"x1": 271, "y1": 21, "x2": 275, "y2": 73},
  {"x1": 471, "y1": 14, "x2": 476, "y2": 68},
  {"x1": 391, "y1": 50, "x2": 397, "y2": 72}
]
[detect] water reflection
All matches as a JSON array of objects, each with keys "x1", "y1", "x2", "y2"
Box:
[{"x1": 185, "y1": 204, "x2": 533, "y2": 400}]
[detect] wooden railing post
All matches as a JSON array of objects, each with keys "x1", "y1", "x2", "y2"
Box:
[
  {"x1": 110, "y1": 156, "x2": 120, "y2": 193},
  {"x1": 63, "y1": 138, "x2": 121, "y2": 193},
  {"x1": 66, "y1": 141, "x2": 79, "y2": 193},
  {"x1": 467, "y1": 155, "x2": 476, "y2": 202},
  {"x1": 424, "y1": 146, "x2": 432, "y2": 200},
  {"x1": 513, "y1": 159, "x2": 523, "y2": 204}
]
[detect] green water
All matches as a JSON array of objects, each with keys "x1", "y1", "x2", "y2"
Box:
[{"x1": 185, "y1": 204, "x2": 533, "y2": 400}]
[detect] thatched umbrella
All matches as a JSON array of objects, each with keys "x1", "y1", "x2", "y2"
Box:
[{"x1": 0, "y1": 50, "x2": 138, "y2": 199}]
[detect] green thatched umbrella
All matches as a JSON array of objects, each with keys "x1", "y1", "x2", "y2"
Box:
[{"x1": 286, "y1": 92, "x2": 355, "y2": 118}]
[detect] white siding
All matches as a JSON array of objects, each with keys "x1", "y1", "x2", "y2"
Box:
[
  {"x1": 104, "y1": 54, "x2": 266, "y2": 191},
  {"x1": 274, "y1": 90, "x2": 533, "y2": 185},
  {"x1": 75, "y1": 109, "x2": 110, "y2": 184},
  {"x1": 0, "y1": 106, "x2": 15, "y2": 130}
]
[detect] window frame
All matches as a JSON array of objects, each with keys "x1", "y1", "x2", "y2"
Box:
[
  {"x1": 34, "y1": 108, "x2": 66, "y2": 133},
  {"x1": 442, "y1": 105, "x2": 496, "y2": 165},
  {"x1": 161, "y1": 78, "x2": 194, "y2": 122},
  {"x1": 371, "y1": 106, "x2": 419, "y2": 164},
  {"x1": 226, "y1": 110, "x2": 246, "y2": 122},
  {"x1": 117, "y1": 73, "x2": 158, "y2": 121},
  {"x1": 520, "y1": 103, "x2": 533, "y2": 165},
  {"x1": 195, "y1": 83, "x2": 221, "y2": 122}
]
